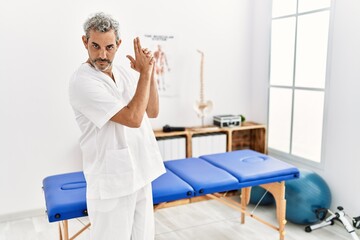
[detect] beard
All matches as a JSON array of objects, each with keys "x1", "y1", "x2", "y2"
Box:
[{"x1": 91, "y1": 58, "x2": 112, "y2": 72}]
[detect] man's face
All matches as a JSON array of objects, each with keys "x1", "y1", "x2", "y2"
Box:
[{"x1": 82, "y1": 29, "x2": 121, "y2": 72}]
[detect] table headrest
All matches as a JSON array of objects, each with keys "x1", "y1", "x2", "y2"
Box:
[{"x1": 61, "y1": 181, "x2": 86, "y2": 190}]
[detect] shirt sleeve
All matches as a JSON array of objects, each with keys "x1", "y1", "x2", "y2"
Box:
[{"x1": 69, "y1": 71, "x2": 125, "y2": 129}]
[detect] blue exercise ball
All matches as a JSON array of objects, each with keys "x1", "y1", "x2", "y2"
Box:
[
  {"x1": 250, "y1": 186, "x2": 275, "y2": 205},
  {"x1": 285, "y1": 169, "x2": 332, "y2": 225}
]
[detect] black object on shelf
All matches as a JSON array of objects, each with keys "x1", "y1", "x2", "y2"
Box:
[{"x1": 163, "y1": 124, "x2": 185, "y2": 133}]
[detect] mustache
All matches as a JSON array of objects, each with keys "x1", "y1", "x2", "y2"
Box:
[{"x1": 94, "y1": 58, "x2": 111, "y2": 63}]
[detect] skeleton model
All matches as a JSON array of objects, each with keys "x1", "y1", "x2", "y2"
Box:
[{"x1": 193, "y1": 50, "x2": 213, "y2": 126}]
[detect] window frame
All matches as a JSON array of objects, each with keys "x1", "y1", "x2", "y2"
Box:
[{"x1": 267, "y1": 0, "x2": 334, "y2": 169}]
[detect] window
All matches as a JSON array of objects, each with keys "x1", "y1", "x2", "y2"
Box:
[{"x1": 268, "y1": 0, "x2": 331, "y2": 164}]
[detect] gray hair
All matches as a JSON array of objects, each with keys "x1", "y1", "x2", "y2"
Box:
[{"x1": 83, "y1": 12, "x2": 120, "y2": 41}]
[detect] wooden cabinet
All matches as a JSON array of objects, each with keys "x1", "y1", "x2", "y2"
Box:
[{"x1": 154, "y1": 121, "x2": 266, "y2": 157}]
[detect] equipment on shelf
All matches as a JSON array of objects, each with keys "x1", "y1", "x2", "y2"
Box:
[
  {"x1": 163, "y1": 124, "x2": 185, "y2": 133},
  {"x1": 213, "y1": 114, "x2": 242, "y2": 128},
  {"x1": 305, "y1": 206, "x2": 360, "y2": 240}
]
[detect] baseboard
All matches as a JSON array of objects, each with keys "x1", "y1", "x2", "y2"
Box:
[{"x1": 0, "y1": 208, "x2": 45, "y2": 223}]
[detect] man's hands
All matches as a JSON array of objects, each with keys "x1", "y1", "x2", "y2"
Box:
[
  {"x1": 126, "y1": 37, "x2": 154, "y2": 75},
  {"x1": 110, "y1": 38, "x2": 159, "y2": 127}
]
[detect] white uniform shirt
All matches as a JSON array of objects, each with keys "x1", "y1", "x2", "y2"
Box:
[{"x1": 69, "y1": 63, "x2": 165, "y2": 199}]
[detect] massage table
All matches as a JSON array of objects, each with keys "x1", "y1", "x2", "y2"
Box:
[{"x1": 42, "y1": 150, "x2": 299, "y2": 240}]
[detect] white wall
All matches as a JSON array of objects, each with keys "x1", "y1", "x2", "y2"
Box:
[
  {"x1": 250, "y1": 0, "x2": 360, "y2": 216},
  {"x1": 249, "y1": 1, "x2": 272, "y2": 124},
  {"x1": 321, "y1": 0, "x2": 360, "y2": 216},
  {"x1": 0, "y1": 0, "x2": 253, "y2": 217}
]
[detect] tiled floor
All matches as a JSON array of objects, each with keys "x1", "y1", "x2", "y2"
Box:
[{"x1": 0, "y1": 199, "x2": 357, "y2": 240}]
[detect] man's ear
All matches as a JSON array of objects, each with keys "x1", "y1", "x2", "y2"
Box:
[
  {"x1": 82, "y1": 35, "x2": 88, "y2": 49},
  {"x1": 117, "y1": 39, "x2": 122, "y2": 47}
]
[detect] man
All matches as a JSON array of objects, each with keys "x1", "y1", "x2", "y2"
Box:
[{"x1": 69, "y1": 12, "x2": 166, "y2": 239}]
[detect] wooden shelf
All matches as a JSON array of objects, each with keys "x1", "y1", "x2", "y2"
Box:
[{"x1": 154, "y1": 121, "x2": 267, "y2": 157}]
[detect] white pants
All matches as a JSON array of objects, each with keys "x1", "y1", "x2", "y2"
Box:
[{"x1": 87, "y1": 184, "x2": 155, "y2": 240}]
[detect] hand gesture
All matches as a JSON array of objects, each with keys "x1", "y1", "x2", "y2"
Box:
[{"x1": 126, "y1": 37, "x2": 154, "y2": 74}]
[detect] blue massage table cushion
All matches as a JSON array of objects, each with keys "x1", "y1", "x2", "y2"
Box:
[
  {"x1": 152, "y1": 168, "x2": 195, "y2": 204},
  {"x1": 165, "y1": 158, "x2": 239, "y2": 195},
  {"x1": 43, "y1": 171, "x2": 87, "y2": 222},
  {"x1": 200, "y1": 149, "x2": 300, "y2": 187},
  {"x1": 42, "y1": 150, "x2": 300, "y2": 223},
  {"x1": 44, "y1": 170, "x2": 196, "y2": 222}
]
